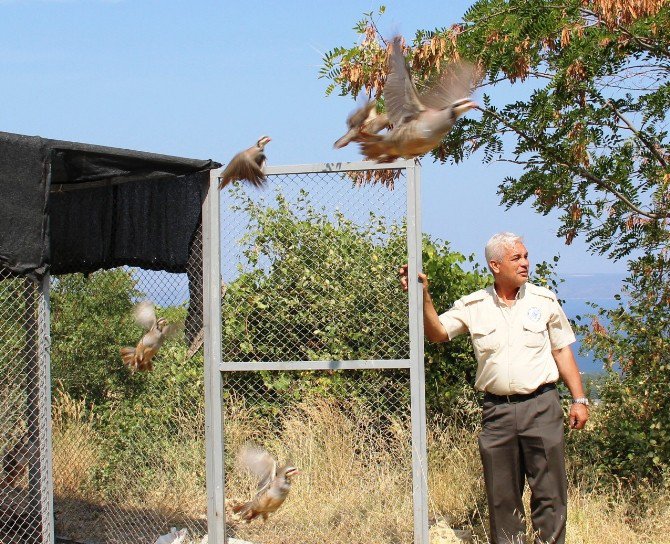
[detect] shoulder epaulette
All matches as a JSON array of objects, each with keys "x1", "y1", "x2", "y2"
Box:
[{"x1": 461, "y1": 289, "x2": 488, "y2": 305}]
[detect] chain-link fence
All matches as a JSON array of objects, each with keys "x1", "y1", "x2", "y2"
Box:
[
  {"x1": 0, "y1": 270, "x2": 52, "y2": 544},
  {"x1": 1, "y1": 161, "x2": 426, "y2": 544},
  {"x1": 218, "y1": 161, "x2": 427, "y2": 544},
  {"x1": 49, "y1": 226, "x2": 207, "y2": 544}
]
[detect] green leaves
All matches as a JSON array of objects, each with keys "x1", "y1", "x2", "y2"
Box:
[{"x1": 321, "y1": 1, "x2": 670, "y2": 257}]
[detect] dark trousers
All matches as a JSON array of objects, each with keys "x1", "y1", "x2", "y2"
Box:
[{"x1": 479, "y1": 387, "x2": 567, "y2": 544}]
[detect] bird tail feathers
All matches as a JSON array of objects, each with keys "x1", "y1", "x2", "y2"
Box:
[
  {"x1": 360, "y1": 139, "x2": 396, "y2": 163},
  {"x1": 120, "y1": 347, "x2": 136, "y2": 367},
  {"x1": 231, "y1": 501, "x2": 249, "y2": 514}
]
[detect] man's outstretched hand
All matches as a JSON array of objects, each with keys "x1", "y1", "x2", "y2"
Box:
[{"x1": 398, "y1": 264, "x2": 428, "y2": 292}]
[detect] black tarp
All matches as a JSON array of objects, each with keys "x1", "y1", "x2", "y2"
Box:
[{"x1": 0, "y1": 131, "x2": 221, "y2": 279}]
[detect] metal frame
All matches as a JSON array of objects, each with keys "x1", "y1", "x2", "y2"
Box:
[
  {"x1": 28, "y1": 159, "x2": 426, "y2": 544},
  {"x1": 263, "y1": 159, "x2": 416, "y2": 175},
  {"x1": 407, "y1": 162, "x2": 429, "y2": 544},
  {"x1": 39, "y1": 275, "x2": 55, "y2": 544},
  {"x1": 208, "y1": 160, "x2": 428, "y2": 544},
  {"x1": 203, "y1": 169, "x2": 226, "y2": 543}
]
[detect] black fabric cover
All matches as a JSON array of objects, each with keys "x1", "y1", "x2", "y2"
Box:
[
  {"x1": 0, "y1": 133, "x2": 51, "y2": 278},
  {"x1": 0, "y1": 131, "x2": 220, "y2": 279},
  {"x1": 49, "y1": 171, "x2": 207, "y2": 275}
]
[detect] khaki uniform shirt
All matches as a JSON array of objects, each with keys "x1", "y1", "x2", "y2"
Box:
[{"x1": 438, "y1": 282, "x2": 576, "y2": 396}]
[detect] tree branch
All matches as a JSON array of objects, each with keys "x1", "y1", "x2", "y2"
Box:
[
  {"x1": 605, "y1": 100, "x2": 668, "y2": 168},
  {"x1": 476, "y1": 106, "x2": 669, "y2": 220}
]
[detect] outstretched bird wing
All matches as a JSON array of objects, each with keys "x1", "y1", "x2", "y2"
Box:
[
  {"x1": 384, "y1": 36, "x2": 425, "y2": 126},
  {"x1": 134, "y1": 301, "x2": 157, "y2": 330},
  {"x1": 219, "y1": 149, "x2": 266, "y2": 189},
  {"x1": 419, "y1": 60, "x2": 477, "y2": 111},
  {"x1": 238, "y1": 445, "x2": 277, "y2": 492}
]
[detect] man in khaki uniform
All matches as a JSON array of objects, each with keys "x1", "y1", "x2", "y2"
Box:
[{"x1": 400, "y1": 232, "x2": 589, "y2": 544}]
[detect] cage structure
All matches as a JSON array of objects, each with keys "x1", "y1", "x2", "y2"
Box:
[
  {"x1": 0, "y1": 272, "x2": 52, "y2": 544},
  {"x1": 1, "y1": 232, "x2": 212, "y2": 544},
  {"x1": 49, "y1": 256, "x2": 208, "y2": 543},
  {"x1": 211, "y1": 161, "x2": 428, "y2": 544},
  {"x1": 1, "y1": 130, "x2": 430, "y2": 544},
  {"x1": 0, "y1": 131, "x2": 220, "y2": 544}
]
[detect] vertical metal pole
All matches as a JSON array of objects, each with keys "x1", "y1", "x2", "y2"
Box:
[
  {"x1": 203, "y1": 169, "x2": 226, "y2": 544},
  {"x1": 407, "y1": 161, "x2": 429, "y2": 544},
  {"x1": 39, "y1": 275, "x2": 55, "y2": 544}
]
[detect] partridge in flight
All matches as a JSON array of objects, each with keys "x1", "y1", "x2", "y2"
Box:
[
  {"x1": 359, "y1": 36, "x2": 477, "y2": 162},
  {"x1": 120, "y1": 301, "x2": 179, "y2": 372},
  {"x1": 232, "y1": 444, "x2": 300, "y2": 522},
  {"x1": 218, "y1": 136, "x2": 271, "y2": 189}
]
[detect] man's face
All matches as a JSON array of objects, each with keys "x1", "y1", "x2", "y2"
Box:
[{"x1": 490, "y1": 241, "x2": 529, "y2": 288}]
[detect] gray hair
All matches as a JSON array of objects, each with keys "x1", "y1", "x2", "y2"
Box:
[{"x1": 485, "y1": 232, "x2": 523, "y2": 268}]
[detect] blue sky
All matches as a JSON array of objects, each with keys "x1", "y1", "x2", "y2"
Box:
[{"x1": 0, "y1": 0, "x2": 627, "y2": 277}]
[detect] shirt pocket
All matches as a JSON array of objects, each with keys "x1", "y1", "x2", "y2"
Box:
[
  {"x1": 471, "y1": 323, "x2": 498, "y2": 356},
  {"x1": 522, "y1": 318, "x2": 548, "y2": 348}
]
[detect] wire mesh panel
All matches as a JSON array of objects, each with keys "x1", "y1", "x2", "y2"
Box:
[
  {"x1": 220, "y1": 166, "x2": 410, "y2": 363},
  {"x1": 50, "y1": 226, "x2": 208, "y2": 544},
  {"x1": 0, "y1": 269, "x2": 52, "y2": 544},
  {"x1": 218, "y1": 162, "x2": 426, "y2": 544},
  {"x1": 222, "y1": 369, "x2": 413, "y2": 544}
]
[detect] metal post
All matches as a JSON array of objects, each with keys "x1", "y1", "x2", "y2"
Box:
[
  {"x1": 203, "y1": 169, "x2": 226, "y2": 544},
  {"x1": 39, "y1": 275, "x2": 55, "y2": 544},
  {"x1": 407, "y1": 161, "x2": 429, "y2": 544}
]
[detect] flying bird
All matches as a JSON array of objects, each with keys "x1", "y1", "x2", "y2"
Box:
[
  {"x1": 359, "y1": 36, "x2": 477, "y2": 162},
  {"x1": 120, "y1": 301, "x2": 179, "y2": 372},
  {"x1": 218, "y1": 136, "x2": 271, "y2": 189},
  {"x1": 232, "y1": 445, "x2": 300, "y2": 523},
  {"x1": 333, "y1": 100, "x2": 390, "y2": 149}
]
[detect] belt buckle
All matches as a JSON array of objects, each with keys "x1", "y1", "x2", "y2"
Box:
[{"x1": 505, "y1": 394, "x2": 512, "y2": 403}]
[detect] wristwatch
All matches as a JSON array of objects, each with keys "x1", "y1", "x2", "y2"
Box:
[{"x1": 572, "y1": 397, "x2": 589, "y2": 407}]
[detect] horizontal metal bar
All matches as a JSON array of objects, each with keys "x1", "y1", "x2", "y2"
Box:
[
  {"x1": 263, "y1": 160, "x2": 415, "y2": 175},
  {"x1": 219, "y1": 359, "x2": 411, "y2": 372}
]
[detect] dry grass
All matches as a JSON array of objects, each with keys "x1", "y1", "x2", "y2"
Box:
[
  {"x1": 427, "y1": 418, "x2": 485, "y2": 529},
  {"x1": 225, "y1": 395, "x2": 414, "y2": 544},
  {"x1": 122, "y1": 402, "x2": 207, "y2": 519},
  {"x1": 51, "y1": 388, "x2": 102, "y2": 499},
  {"x1": 565, "y1": 483, "x2": 670, "y2": 544},
  {"x1": 51, "y1": 392, "x2": 670, "y2": 544}
]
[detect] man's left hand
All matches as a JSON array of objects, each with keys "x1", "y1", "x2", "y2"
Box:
[{"x1": 569, "y1": 403, "x2": 589, "y2": 429}]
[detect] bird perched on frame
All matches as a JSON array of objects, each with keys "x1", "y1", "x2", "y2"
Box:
[
  {"x1": 3, "y1": 434, "x2": 29, "y2": 487},
  {"x1": 333, "y1": 100, "x2": 390, "y2": 149},
  {"x1": 358, "y1": 35, "x2": 477, "y2": 162},
  {"x1": 231, "y1": 444, "x2": 300, "y2": 523},
  {"x1": 218, "y1": 136, "x2": 271, "y2": 189},
  {"x1": 120, "y1": 301, "x2": 179, "y2": 372}
]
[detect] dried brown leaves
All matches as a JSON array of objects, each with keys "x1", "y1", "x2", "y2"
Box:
[
  {"x1": 339, "y1": 24, "x2": 388, "y2": 99},
  {"x1": 583, "y1": 0, "x2": 666, "y2": 27},
  {"x1": 501, "y1": 36, "x2": 531, "y2": 83},
  {"x1": 345, "y1": 168, "x2": 401, "y2": 190}
]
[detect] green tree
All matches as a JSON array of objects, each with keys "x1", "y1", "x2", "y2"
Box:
[
  {"x1": 573, "y1": 255, "x2": 670, "y2": 483},
  {"x1": 321, "y1": 0, "x2": 670, "y2": 480},
  {"x1": 51, "y1": 270, "x2": 142, "y2": 404},
  {"x1": 322, "y1": 1, "x2": 670, "y2": 258}
]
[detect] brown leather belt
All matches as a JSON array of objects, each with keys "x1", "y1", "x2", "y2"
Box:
[{"x1": 484, "y1": 383, "x2": 556, "y2": 404}]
